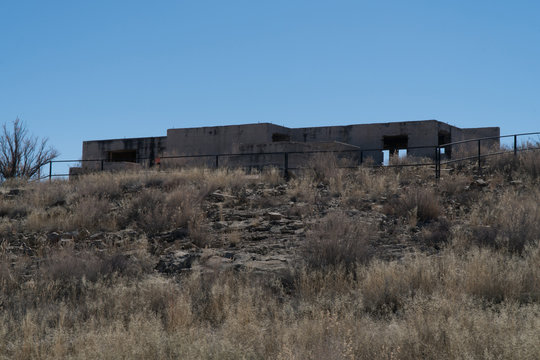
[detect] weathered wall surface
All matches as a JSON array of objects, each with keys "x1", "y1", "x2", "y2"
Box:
[
  {"x1": 82, "y1": 136, "x2": 166, "y2": 170},
  {"x1": 291, "y1": 120, "x2": 456, "y2": 159},
  {"x1": 234, "y1": 141, "x2": 364, "y2": 170},
  {"x1": 80, "y1": 121, "x2": 501, "y2": 171},
  {"x1": 165, "y1": 123, "x2": 290, "y2": 156},
  {"x1": 462, "y1": 127, "x2": 500, "y2": 141},
  {"x1": 450, "y1": 127, "x2": 500, "y2": 154}
]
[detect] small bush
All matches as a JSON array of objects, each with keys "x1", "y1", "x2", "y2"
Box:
[
  {"x1": 469, "y1": 190, "x2": 540, "y2": 253},
  {"x1": 496, "y1": 195, "x2": 540, "y2": 253},
  {"x1": 351, "y1": 167, "x2": 399, "y2": 201},
  {"x1": 303, "y1": 211, "x2": 374, "y2": 270},
  {"x1": 0, "y1": 200, "x2": 28, "y2": 219},
  {"x1": 470, "y1": 225, "x2": 499, "y2": 248},
  {"x1": 259, "y1": 167, "x2": 285, "y2": 186},
  {"x1": 385, "y1": 187, "x2": 441, "y2": 223},
  {"x1": 188, "y1": 213, "x2": 210, "y2": 248},
  {"x1": 41, "y1": 248, "x2": 151, "y2": 285},
  {"x1": 518, "y1": 146, "x2": 540, "y2": 179},
  {"x1": 306, "y1": 152, "x2": 340, "y2": 182},
  {"x1": 118, "y1": 188, "x2": 198, "y2": 235},
  {"x1": 439, "y1": 173, "x2": 470, "y2": 196},
  {"x1": 420, "y1": 219, "x2": 451, "y2": 249},
  {"x1": 27, "y1": 181, "x2": 68, "y2": 208},
  {"x1": 67, "y1": 196, "x2": 113, "y2": 231},
  {"x1": 483, "y1": 143, "x2": 540, "y2": 179},
  {"x1": 25, "y1": 207, "x2": 69, "y2": 232},
  {"x1": 72, "y1": 172, "x2": 122, "y2": 200}
]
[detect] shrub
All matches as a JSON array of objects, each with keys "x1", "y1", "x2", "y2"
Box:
[
  {"x1": 420, "y1": 219, "x2": 451, "y2": 249},
  {"x1": 518, "y1": 146, "x2": 540, "y2": 179},
  {"x1": 41, "y1": 248, "x2": 151, "y2": 285},
  {"x1": 385, "y1": 187, "x2": 441, "y2": 223},
  {"x1": 118, "y1": 188, "x2": 198, "y2": 235},
  {"x1": 303, "y1": 211, "x2": 374, "y2": 270},
  {"x1": 67, "y1": 196, "x2": 113, "y2": 231},
  {"x1": 350, "y1": 167, "x2": 399, "y2": 201},
  {"x1": 42, "y1": 249, "x2": 104, "y2": 284},
  {"x1": 187, "y1": 213, "x2": 210, "y2": 248},
  {"x1": 483, "y1": 143, "x2": 540, "y2": 179},
  {"x1": 72, "y1": 172, "x2": 122, "y2": 200},
  {"x1": 439, "y1": 173, "x2": 470, "y2": 196},
  {"x1": 495, "y1": 194, "x2": 540, "y2": 253},
  {"x1": 26, "y1": 181, "x2": 68, "y2": 208},
  {"x1": 469, "y1": 190, "x2": 540, "y2": 253},
  {"x1": 0, "y1": 200, "x2": 28, "y2": 219}
]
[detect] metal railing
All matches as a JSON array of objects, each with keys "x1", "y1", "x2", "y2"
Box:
[
  {"x1": 42, "y1": 131, "x2": 540, "y2": 181},
  {"x1": 434, "y1": 131, "x2": 540, "y2": 178}
]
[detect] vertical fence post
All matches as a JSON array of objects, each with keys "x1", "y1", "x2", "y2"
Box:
[
  {"x1": 477, "y1": 139, "x2": 482, "y2": 175},
  {"x1": 101, "y1": 160, "x2": 104, "y2": 171},
  {"x1": 49, "y1": 161, "x2": 52, "y2": 182},
  {"x1": 283, "y1": 152, "x2": 289, "y2": 180},
  {"x1": 514, "y1": 135, "x2": 517, "y2": 157},
  {"x1": 360, "y1": 150, "x2": 363, "y2": 165},
  {"x1": 215, "y1": 155, "x2": 219, "y2": 169}
]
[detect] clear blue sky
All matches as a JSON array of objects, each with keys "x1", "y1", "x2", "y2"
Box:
[{"x1": 1, "y1": 0, "x2": 539, "y2": 160}]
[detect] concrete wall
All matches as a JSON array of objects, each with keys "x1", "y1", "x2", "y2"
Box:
[
  {"x1": 79, "y1": 121, "x2": 500, "y2": 171},
  {"x1": 165, "y1": 123, "x2": 290, "y2": 156},
  {"x1": 291, "y1": 120, "x2": 458, "y2": 160},
  {"x1": 82, "y1": 136, "x2": 166, "y2": 170},
  {"x1": 462, "y1": 127, "x2": 500, "y2": 141},
  {"x1": 160, "y1": 141, "x2": 363, "y2": 170},
  {"x1": 448, "y1": 127, "x2": 500, "y2": 155},
  {"x1": 234, "y1": 141, "x2": 363, "y2": 170}
]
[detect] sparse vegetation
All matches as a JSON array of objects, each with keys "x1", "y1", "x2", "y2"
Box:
[
  {"x1": 0, "y1": 150, "x2": 539, "y2": 358},
  {"x1": 303, "y1": 211, "x2": 374, "y2": 270},
  {"x1": 0, "y1": 118, "x2": 59, "y2": 180}
]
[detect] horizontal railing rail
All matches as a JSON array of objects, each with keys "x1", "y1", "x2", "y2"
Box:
[{"x1": 434, "y1": 131, "x2": 540, "y2": 178}]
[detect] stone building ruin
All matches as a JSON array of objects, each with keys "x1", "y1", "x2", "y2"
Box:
[{"x1": 74, "y1": 120, "x2": 499, "y2": 173}]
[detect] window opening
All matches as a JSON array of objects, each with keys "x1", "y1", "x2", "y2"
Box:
[
  {"x1": 272, "y1": 133, "x2": 290, "y2": 142},
  {"x1": 438, "y1": 131, "x2": 451, "y2": 158},
  {"x1": 398, "y1": 149, "x2": 407, "y2": 158},
  {"x1": 382, "y1": 150, "x2": 390, "y2": 166},
  {"x1": 108, "y1": 150, "x2": 137, "y2": 162}
]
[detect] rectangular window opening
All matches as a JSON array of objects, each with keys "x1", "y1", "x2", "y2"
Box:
[
  {"x1": 383, "y1": 135, "x2": 408, "y2": 156},
  {"x1": 108, "y1": 150, "x2": 137, "y2": 162},
  {"x1": 398, "y1": 149, "x2": 407, "y2": 158},
  {"x1": 382, "y1": 150, "x2": 390, "y2": 166},
  {"x1": 272, "y1": 133, "x2": 290, "y2": 142}
]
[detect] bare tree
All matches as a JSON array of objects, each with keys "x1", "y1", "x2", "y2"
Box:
[{"x1": 0, "y1": 118, "x2": 59, "y2": 180}]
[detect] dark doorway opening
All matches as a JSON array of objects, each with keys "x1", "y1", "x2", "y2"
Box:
[
  {"x1": 108, "y1": 150, "x2": 137, "y2": 162},
  {"x1": 438, "y1": 131, "x2": 451, "y2": 158},
  {"x1": 383, "y1": 135, "x2": 408, "y2": 156}
]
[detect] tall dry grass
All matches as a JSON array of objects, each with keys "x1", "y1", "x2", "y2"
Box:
[
  {"x1": 303, "y1": 211, "x2": 374, "y2": 270},
  {"x1": 0, "y1": 243, "x2": 539, "y2": 359},
  {"x1": 0, "y1": 152, "x2": 538, "y2": 358}
]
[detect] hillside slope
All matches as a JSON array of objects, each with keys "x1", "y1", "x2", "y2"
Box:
[{"x1": 0, "y1": 152, "x2": 539, "y2": 359}]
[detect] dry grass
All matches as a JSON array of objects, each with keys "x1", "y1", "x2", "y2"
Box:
[
  {"x1": 519, "y1": 145, "x2": 540, "y2": 179},
  {"x1": 0, "y1": 154, "x2": 539, "y2": 358},
  {"x1": 466, "y1": 189, "x2": 540, "y2": 253},
  {"x1": 303, "y1": 211, "x2": 374, "y2": 270},
  {"x1": 0, "y1": 244, "x2": 539, "y2": 359},
  {"x1": 385, "y1": 186, "x2": 441, "y2": 223}
]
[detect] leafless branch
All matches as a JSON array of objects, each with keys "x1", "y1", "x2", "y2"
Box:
[{"x1": 0, "y1": 118, "x2": 59, "y2": 180}]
